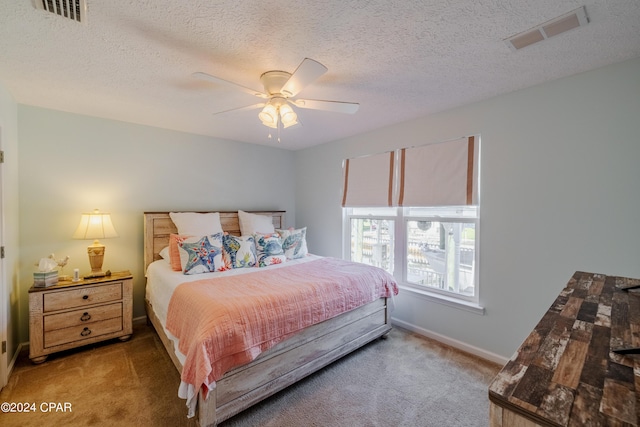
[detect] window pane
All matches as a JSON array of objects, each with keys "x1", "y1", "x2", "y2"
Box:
[
  {"x1": 406, "y1": 220, "x2": 475, "y2": 296},
  {"x1": 350, "y1": 218, "x2": 394, "y2": 273}
]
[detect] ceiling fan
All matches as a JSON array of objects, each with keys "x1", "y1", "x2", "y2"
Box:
[{"x1": 192, "y1": 58, "x2": 359, "y2": 130}]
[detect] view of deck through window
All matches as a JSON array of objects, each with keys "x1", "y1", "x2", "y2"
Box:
[{"x1": 346, "y1": 206, "x2": 478, "y2": 302}]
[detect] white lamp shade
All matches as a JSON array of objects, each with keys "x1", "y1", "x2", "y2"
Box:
[
  {"x1": 279, "y1": 103, "x2": 298, "y2": 128},
  {"x1": 259, "y1": 103, "x2": 278, "y2": 128},
  {"x1": 73, "y1": 209, "x2": 118, "y2": 240}
]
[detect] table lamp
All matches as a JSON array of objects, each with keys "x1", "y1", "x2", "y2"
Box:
[{"x1": 72, "y1": 209, "x2": 118, "y2": 278}]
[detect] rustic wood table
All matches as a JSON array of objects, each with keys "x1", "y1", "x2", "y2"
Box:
[{"x1": 489, "y1": 271, "x2": 640, "y2": 426}]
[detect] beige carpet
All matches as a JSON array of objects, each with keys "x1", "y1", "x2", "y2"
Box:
[{"x1": 1, "y1": 322, "x2": 500, "y2": 426}]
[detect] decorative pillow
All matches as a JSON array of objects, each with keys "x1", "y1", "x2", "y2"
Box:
[
  {"x1": 276, "y1": 227, "x2": 308, "y2": 260},
  {"x1": 177, "y1": 233, "x2": 227, "y2": 275},
  {"x1": 169, "y1": 212, "x2": 223, "y2": 236},
  {"x1": 222, "y1": 234, "x2": 257, "y2": 268},
  {"x1": 238, "y1": 210, "x2": 275, "y2": 235},
  {"x1": 253, "y1": 233, "x2": 287, "y2": 267},
  {"x1": 158, "y1": 246, "x2": 170, "y2": 260},
  {"x1": 169, "y1": 234, "x2": 192, "y2": 271}
]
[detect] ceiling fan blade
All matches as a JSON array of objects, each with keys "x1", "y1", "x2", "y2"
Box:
[
  {"x1": 192, "y1": 72, "x2": 267, "y2": 98},
  {"x1": 213, "y1": 103, "x2": 265, "y2": 115},
  {"x1": 280, "y1": 58, "x2": 328, "y2": 97},
  {"x1": 292, "y1": 99, "x2": 359, "y2": 114}
]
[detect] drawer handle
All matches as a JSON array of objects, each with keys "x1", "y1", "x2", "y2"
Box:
[
  {"x1": 80, "y1": 312, "x2": 91, "y2": 322},
  {"x1": 80, "y1": 327, "x2": 92, "y2": 337},
  {"x1": 82, "y1": 295, "x2": 89, "y2": 300}
]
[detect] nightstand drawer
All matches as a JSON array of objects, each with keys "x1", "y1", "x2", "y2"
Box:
[
  {"x1": 43, "y1": 282, "x2": 122, "y2": 312},
  {"x1": 44, "y1": 317, "x2": 123, "y2": 348},
  {"x1": 44, "y1": 302, "x2": 122, "y2": 331}
]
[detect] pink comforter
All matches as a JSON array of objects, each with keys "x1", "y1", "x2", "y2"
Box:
[{"x1": 166, "y1": 257, "x2": 398, "y2": 397}]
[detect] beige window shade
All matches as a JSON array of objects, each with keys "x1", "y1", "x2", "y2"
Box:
[
  {"x1": 398, "y1": 136, "x2": 477, "y2": 206},
  {"x1": 342, "y1": 151, "x2": 395, "y2": 207}
]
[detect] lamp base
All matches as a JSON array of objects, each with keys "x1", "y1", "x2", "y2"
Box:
[{"x1": 87, "y1": 241, "x2": 107, "y2": 278}]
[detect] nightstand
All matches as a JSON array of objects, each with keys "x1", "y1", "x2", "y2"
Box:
[{"x1": 28, "y1": 270, "x2": 133, "y2": 363}]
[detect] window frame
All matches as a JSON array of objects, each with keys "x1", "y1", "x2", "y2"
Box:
[
  {"x1": 343, "y1": 206, "x2": 482, "y2": 309},
  {"x1": 402, "y1": 209, "x2": 479, "y2": 304},
  {"x1": 343, "y1": 208, "x2": 398, "y2": 273}
]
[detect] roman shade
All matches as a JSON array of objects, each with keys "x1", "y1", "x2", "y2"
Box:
[
  {"x1": 398, "y1": 136, "x2": 477, "y2": 206},
  {"x1": 342, "y1": 136, "x2": 478, "y2": 208},
  {"x1": 342, "y1": 151, "x2": 395, "y2": 207}
]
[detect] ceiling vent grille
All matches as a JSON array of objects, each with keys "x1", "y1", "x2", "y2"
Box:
[
  {"x1": 505, "y1": 6, "x2": 589, "y2": 51},
  {"x1": 33, "y1": 0, "x2": 87, "y2": 23}
]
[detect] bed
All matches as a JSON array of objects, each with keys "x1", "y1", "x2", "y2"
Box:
[{"x1": 143, "y1": 211, "x2": 397, "y2": 426}]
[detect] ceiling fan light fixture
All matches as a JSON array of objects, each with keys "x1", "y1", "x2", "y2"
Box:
[
  {"x1": 279, "y1": 104, "x2": 298, "y2": 128},
  {"x1": 195, "y1": 58, "x2": 359, "y2": 135},
  {"x1": 259, "y1": 103, "x2": 278, "y2": 128}
]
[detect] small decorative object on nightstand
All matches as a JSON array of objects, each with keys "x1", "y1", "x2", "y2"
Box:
[{"x1": 28, "y1": 271, "x2": 133, "y2": 364}]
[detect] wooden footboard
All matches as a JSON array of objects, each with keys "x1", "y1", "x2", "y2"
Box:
[{"x1": 146, "y1": 297, "x2": 391, "y2": 426}]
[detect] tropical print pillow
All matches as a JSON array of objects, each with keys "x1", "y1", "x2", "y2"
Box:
[
  {"x1": 253, "y1": 233, "x2": 287, "y2": 267},
  {"x1": 177, "y1": 233, "x2": 227, "y2": 275},
  {"x1": 276, "y1": 227, "x2": 308, "y2": 260},
  {"x1": 222, "y1": 234, "x2": 257, "y2": 268}
]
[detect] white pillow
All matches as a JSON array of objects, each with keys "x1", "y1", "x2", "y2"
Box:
[
  {"x1": 169, "y1": 212, "x2": 223, "y2": 236},
  {"x1": 238, "y1": 210, "x2": 275, "y2": 235},
  {"x1": 158, "y1": 246, "x2": 170, "y2": 260}
]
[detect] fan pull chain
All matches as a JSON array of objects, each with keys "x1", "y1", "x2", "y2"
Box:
[{"x1": 277, "y1": 118, "x2": 282, "y2": 143}]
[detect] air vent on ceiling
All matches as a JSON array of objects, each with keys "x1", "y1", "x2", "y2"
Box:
[
  {"x1": 33, "y1": 0, "x2": 87, "y2": 23},
  {"x1": 505, "y1": 6, "x2": 589, "y2": 51}
]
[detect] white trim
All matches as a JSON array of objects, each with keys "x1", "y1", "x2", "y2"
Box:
[
  {"x1": 398, "y1": 284, "x2": 485, "y2": 315},
  {"x1": 0, "y1": 125, "x2": 6, "y2": 389},
  {"x1": 7, "y1": 342, "x2": 27, "y2": 380},
  {"x1": 133, "y1": 315, "x2": 147, "y2": 325},
  {"x1": 391, "y1": 317, "x2": 508, "y2": 366}
]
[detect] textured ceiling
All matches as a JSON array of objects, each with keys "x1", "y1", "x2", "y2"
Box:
[{"x1": 0, "y1": 1, "x2": 639, "y2": 150}]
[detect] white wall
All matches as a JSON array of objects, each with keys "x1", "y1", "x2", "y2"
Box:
[
  {"x1": 295, "y1": 57, "x2": 640, "y2": 359},
  {"x1": 0, "y1": 81, "x2": 20, "y2": 376},
  {"x1": 16, "y1": 107, "x2": 296, "y2": 342}
]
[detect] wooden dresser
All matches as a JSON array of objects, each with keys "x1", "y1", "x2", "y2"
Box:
[
  {"x1": 489, "y1": 271, "x2": 640, "y2": 426},
  {"x1": 28, "y1": 271, "x2": 133, "y2": 363}
]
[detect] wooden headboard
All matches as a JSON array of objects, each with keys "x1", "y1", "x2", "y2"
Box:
[{"x1": 143, "y1": 211, "x2": 285, "y2": 271}]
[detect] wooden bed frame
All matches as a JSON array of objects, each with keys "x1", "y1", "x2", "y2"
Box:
[{"x1": 143, "y1": 211, "x2": 393, "y2": 426}]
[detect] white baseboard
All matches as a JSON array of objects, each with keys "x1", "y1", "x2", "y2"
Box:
[
  {"x1": 133, "y1": 315, "x2": 147, "y2": 325},
  {"x1": 7, "y1": 341, "x2": 28, "y2": 382},
  {"x1": 391, "y1": 317, "x2": 509, "y2": 366}
]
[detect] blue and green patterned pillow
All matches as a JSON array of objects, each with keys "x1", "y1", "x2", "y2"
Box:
[
  {"x1": 177, "y1": 233, "x2": 226, "y2": 275},
  {"x1": 253, "y1": 233, "x2": 287, "y2": 267},
  {"x1": 276, "y1": 227, "x2": 308, "y2": 260},
  {"x1": 222, "y1": 234, "x2": 257, "y2": 268}
]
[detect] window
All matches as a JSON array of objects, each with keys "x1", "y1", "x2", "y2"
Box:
[
  {"x1": 348, "y1": 207, "x2": 396, "y2": 273},
  {"x1": 345, "y1": 206, "x2": 479, "y2": 303},
  {"x1": 404, "y1": 206, "x2": 478, "y2": 300},
  {"x1": 342, "y1": 135, "x2": 480, "y2": 306}
]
